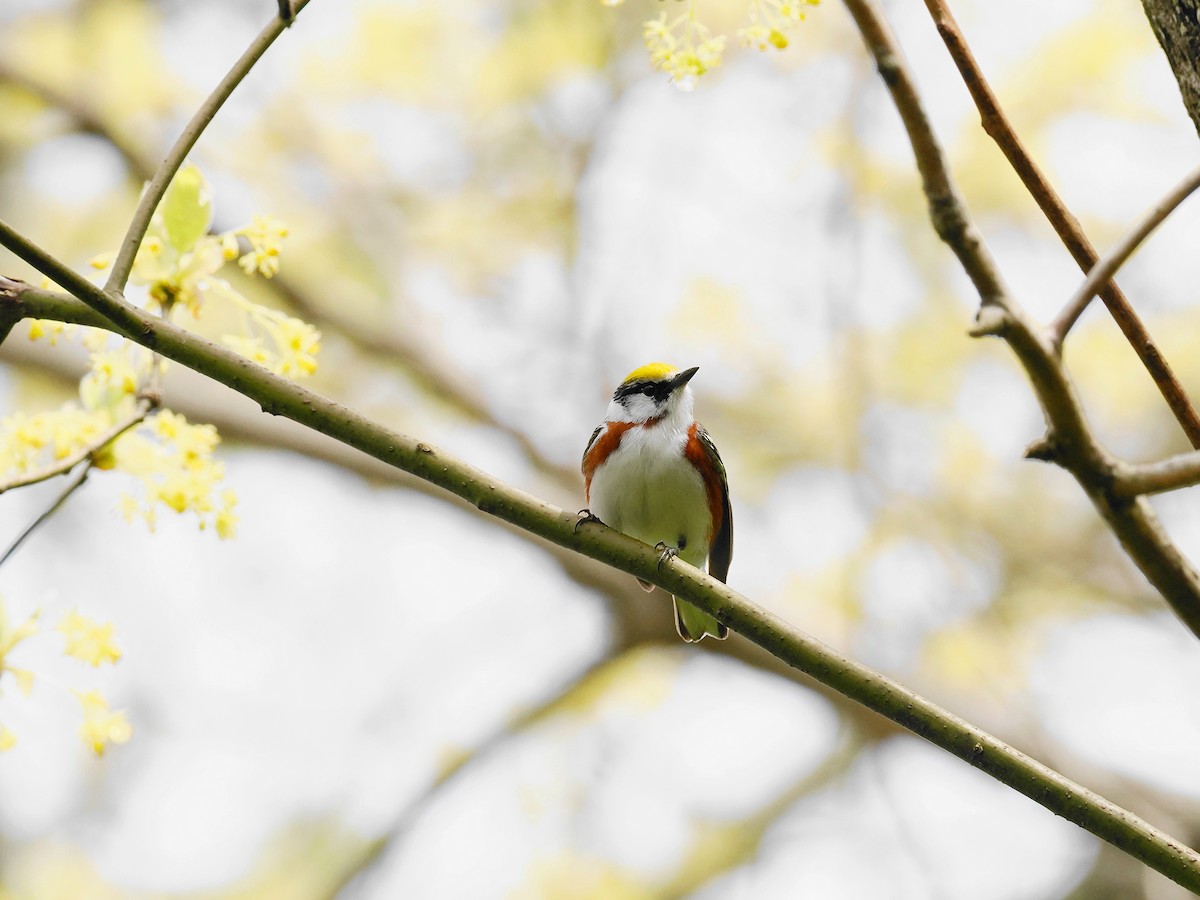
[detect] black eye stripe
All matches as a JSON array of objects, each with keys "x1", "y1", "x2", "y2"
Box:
[{"x1": 614, "y1": 379, "x2": 672, "y2": 403}]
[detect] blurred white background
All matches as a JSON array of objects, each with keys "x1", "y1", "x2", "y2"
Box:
[{"x1": 2, "y1": 0, "x2": 1200, "y2": 896}]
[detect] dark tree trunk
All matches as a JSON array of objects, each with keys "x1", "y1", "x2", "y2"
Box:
[{"x1": 1142, "y1": 0, "x2": 1200, "y2": 137}]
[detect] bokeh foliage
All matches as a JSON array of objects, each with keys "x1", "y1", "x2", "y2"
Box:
[{"x1": 2, "y1": 0, "x2": 1200, "y2": 897}]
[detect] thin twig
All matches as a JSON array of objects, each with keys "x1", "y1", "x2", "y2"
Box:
[
  {"x1": 3, "y1": 228, "x2": 1200, "y2": 890},
  {"x1": 103, "y1": 0, "x2": 313, "y2": 295},
  {"x1": 0, "y1": 399, "x2": 152, "y2": 496},
  {"x1": 844, "y1": 1, "x2": 1005, "y2": 304},
  {"x1": 1051, "y1": 163, "x2": 1200, "y2": 344},
  {"x1": 0, "y1": 463, "x2": 92, "y2": 568},
  {"x1": 922, "y1": 0, "x2": 1200, "y2": 449},
  {"x1": 1113, "y1": 452, "x2": 1200, "y2": 498}
]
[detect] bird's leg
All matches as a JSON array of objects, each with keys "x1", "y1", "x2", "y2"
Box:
[
  {"x1": 653, "y1": 541, "x2": 679, "y2": 569},
  {"x1": 574, "y1": 509, "x2": 602, "y2": 533}
]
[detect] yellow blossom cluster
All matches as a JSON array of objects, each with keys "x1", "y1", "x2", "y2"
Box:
[
  {"x1": 2, "y1": 332, "x2": 237, "y2": 538},
  {"x1": 57, "y1": 611, "x2": 123, "y2": 666},
  {"x1": 643, "y1": 6, "x2": 727, "y2": 90},
  {"x1": 738, "y1": 0, "x2": 820, "y2": 51},
  {"x1": 607, "y1": 0, "x2": 820, "y2": 88},
  {"x1": 0, "y1": 165, "x2": 313, "y2": 544},
  {"x1": 91, "y1": 166, "x2": 320, "y2": 379},
  {"x1": 114, "y1": 410, "x2": 239, "y2": 538},
  {"x1": 0, "y1": 406, "x2": 114, "y2": 476},
  {"x1": 0, "y1": 597, "x2": 130, "y2": 757},
  {"x1": 79, "y1": 346, "x2": 148, "y2": 416},
  {"x1": 76, "y1": 690, "x2": 133, "y2": 757},
  {"x1": 234, "y1": 214, "x2": 290, "y2": 278},
  {"x1": 25, "y1": 319, "x2": 72, "y2": 345},
  {"x1": 220, "y1": 303, "x2": 322, "y2": 379}
]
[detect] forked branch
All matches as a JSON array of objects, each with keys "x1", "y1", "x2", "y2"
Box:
[
  {"x1": 104, "y1": 0, "x2": 312, "y2": 296},
  {"x1": 1114, "y1": 452, "x2": 1200, "y2": 498},
  {"x1": 923, "y1": 0, "x2": 1200, "y2": 449},
  {"x1": 841, "y1": 0, "x2": 1200, "y2": 639}
]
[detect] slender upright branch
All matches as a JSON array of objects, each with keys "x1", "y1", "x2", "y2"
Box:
[
  {"x1": 1051, "y1": 163, "x2": 1200, "y2": 344},
  {"x1": 103, "y1": 0, "x2": 313, "y2": 295},
  {"x1": 923, "y1": 0, "x2": 1200, "y2": 449},
  {"x1": 837, "y1": 0, "x2": 1200, "y2": 634},
  {"x1": 842, "y1": 0, "x2": 1005, "y2": 305},
  {"x1": 2, "y1": 227, "x2": 1200, "y2": 891}
]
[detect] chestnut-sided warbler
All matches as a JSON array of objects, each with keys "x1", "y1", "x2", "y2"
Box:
[{"x1": 581, "y1": 363, "x2": 732, "y2": 642}]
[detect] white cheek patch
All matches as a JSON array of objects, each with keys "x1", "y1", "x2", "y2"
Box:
[
  {"x1": 608, "y1": 393, "x2": 661, "y2": 423},
  {"x1": 625, "y1": 395, "x2": 659, "y2": 420}
]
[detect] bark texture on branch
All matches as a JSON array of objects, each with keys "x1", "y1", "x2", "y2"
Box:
[{"x1": 1142, "y1": 0, "x2": 1200, "y2": 138}]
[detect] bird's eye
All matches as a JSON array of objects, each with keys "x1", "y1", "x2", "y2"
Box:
[
  {"x1": 614, "y1": 379, "x2": 672, "y2": 405},
  {"x1": 647, "y1": 381, "x2": 672, "y2": 402}
]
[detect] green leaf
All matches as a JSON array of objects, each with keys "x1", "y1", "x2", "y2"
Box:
[{"x1": 160, "y1": 165, "x2": 213, "y2": 255}]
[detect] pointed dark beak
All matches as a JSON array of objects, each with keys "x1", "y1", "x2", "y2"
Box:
[{"x1": 670, "y1": 366, "x2": 699, "y2": 392}]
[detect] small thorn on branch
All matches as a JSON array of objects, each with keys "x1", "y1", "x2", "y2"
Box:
[
  {"x1": 968, "y1": 305, "x2": 1008, "y2": 337},
  {"x1": 137, "y1": 386, "x2": 164, "y2": 409},
  {"x1": 1025, "y1": 435, "x2": 1060, "y2": 463},
  {"x1": 0, "y1": 275, "x2": 30, "y2": 298},
  {"x1": 875, "y1": 52, "x2": 901, "y2": 86}
]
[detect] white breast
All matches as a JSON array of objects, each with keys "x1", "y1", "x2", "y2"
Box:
[{"x1": 588, "y1": 422, "x2": 711, "y2": 569}]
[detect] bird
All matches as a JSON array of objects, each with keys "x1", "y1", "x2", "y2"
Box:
[{"x1": 581, "y1": 363, "x2": 732, "y2": 642}]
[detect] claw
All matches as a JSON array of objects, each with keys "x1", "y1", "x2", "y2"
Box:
[
  {"x1": 575, "y1": 509, "x2": 602, "y2": 533},
  {"x1": 654, "y1": 541, "x2": 679, "y2": 569}
]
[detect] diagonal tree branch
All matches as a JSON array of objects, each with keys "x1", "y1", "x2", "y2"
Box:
[
  {"x1": 2, "y1": 223, "x2": 1200, "y2": 891},
  {"x1": 839, "y1": 0, "x2": 1200, "y2": 641},
  {"x1": 2, "y1": 1, "x2": 315, "y2": 340},
  {"x1": 0, "y1": 463, "x2": 92, "y2": 568},
  {"x1": 0, "y1": 325, "x2": 927, "y2": 756},
  {"x1": 922, "y1": 0, "x2": 1200, "y2": 449}
]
